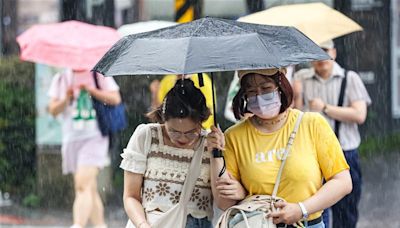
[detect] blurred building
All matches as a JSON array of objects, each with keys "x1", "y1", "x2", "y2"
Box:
[
  {"x1": 132, "y1": 0, "x2": 399, "y2": 137},
  {"x1": 18, "y1": 0, "x2": 59, "y2": 32},
  {"x1": 116, "y1": 0, "x2": 333, "y2": 22},
  {"x1": 6, "y1": 0, "x2": 398, "y2": 142},
  {"x1": 332, "y1": 0, "x2": 399, "y2": 136}
]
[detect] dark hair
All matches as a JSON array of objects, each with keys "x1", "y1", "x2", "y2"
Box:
[
  {"x1": 147, "y1": 79, "x2": 210, "y2": 124},
  {"x1": 232, "y1": 72, "x2": 293, "y2": 120}
]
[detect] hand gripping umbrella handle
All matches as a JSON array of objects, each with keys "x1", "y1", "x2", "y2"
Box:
[
  {"x1": 209, "y1": 72, "x2": 226, "y2": 178},
  {"x1": 213, "y1": 148, "x2": 226, "y2": 177}
]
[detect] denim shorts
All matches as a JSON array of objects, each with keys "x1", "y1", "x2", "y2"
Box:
[
  {"x1": 185, "y1": 214, "x2": 212, "y2": 228},
  {"x1": 279, "y1": 220, "x2": 325, "y2": 228},
  {"x1": 307, "y1": 221, "x2": 325, "y2": 228}
]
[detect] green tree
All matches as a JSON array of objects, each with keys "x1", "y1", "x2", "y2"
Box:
[{"x1": 0, "y1": 56, "x2": 35, "y2": 199}]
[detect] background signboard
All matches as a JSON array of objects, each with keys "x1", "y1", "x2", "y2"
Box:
[{"x1": 35, "y1": 64, "x2": 63, "y2": 145}]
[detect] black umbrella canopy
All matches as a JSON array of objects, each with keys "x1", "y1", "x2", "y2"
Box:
[{"x1": 93, "y1": 17, "x2": 329, "y2": 76}]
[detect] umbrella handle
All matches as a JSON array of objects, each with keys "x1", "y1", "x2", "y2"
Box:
[
  {"x1": 213, "y1": 148, "x2": 226, "y2": 177},
  {"x1": 210, "y1": 72, "x2": 226, "y2": 177}
]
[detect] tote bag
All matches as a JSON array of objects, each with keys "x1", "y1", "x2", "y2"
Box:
[{"x1": 126, "y1": 136, "x2": 206, "y2": 228}]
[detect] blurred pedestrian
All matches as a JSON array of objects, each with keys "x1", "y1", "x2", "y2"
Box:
[
  {"x1": 149, "y1": 73, "x2": 214, "y2": 130},
  {"x1": 293, "y1": 40, "x2": 371, "y2": 228},
  {"x1": 48, "y1": 69, "x2": 122, "y2": 228},
  {"x1": 121, "y1": 79, "x2": 221, "y2": 228},
  {"x1": 212, "y1": 69, "x2": 352, "y2": 228}
]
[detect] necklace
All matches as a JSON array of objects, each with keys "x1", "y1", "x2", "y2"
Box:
[{"x1": 253, "y1": 111, "x2": 288, "y2": 127}]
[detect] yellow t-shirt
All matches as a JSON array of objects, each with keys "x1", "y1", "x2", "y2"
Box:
[
  {"x1": 224, "y1": 109, "x2": 349, "y2": 220},
  {"x1": 157, "y1": 74, "x2": 214, "y2": 130}
]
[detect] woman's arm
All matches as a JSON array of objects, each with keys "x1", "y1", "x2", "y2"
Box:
[
  {"x1": 210, "y1": 157, "x2": 238, "y2": 210},
  {"x1": 84, "y1": 85, "x2": 121, "y2": 106},
  {"x1": 301, "y1": 169, "x2": 352, "y2": 215},
  {"x1": 208, "y1": 126, "x2": 247, "y2": 210},
  {"x1": 90, "y1": 89, "x2": 121, "y2": 105},
  {"x1": 48, "y1": 98, "x2": 68, "y2": 116},
  {"x1": 269, "y1": 169, "x2": 352, "y2": 224},
  {"x1": 48, "y1": 88, "x2": 73, "y2": 116},
  {"x1": 123, "y1": 171, "x2": 151, "y2": 228}
]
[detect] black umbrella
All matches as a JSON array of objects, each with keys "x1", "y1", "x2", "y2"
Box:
[
  {"x1": 93, "y1": 16, "x2": 329, "y2": 126},
  {"x1": 93, "y1": 17, "x2": 329, "y2": 176},
  {"x1": 94, "y1": 17, "x2": 329, "y2": 76}
]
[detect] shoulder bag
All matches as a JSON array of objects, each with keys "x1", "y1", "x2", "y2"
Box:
[{"x1": 91, "y1": 72, "x2": 127, "y2": 136}]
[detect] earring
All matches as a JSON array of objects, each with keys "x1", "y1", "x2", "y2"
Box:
[
  {"x1": 162, "y1": 98, "x2": 167, "y2": 114},
  {"x1": 278, "y1": 74, "x2": 282, "y2": 85}
]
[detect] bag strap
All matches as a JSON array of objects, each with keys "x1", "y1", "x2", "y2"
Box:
[
  {"x1": 334, "y1": 70, "x2": 347, "y2": 137},
  {"x1": 176, "y1": 136, "x2": 206, "y2": 204},
  {"x1": 92, "y1": 71, "x2": 101, "y2": 90},
  {"x1": 271, "y1": 112, "x2": 304, "y2": 198}
]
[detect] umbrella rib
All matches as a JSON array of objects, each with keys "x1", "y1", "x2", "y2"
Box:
[
  {"x1": 182, "y1": 37, "x2": 192, "y2": 74},
  {"x1": 254, "y1": 33, "x2": 281, "y2": 69},
  {"x1": 92, "y1": 17, "x2": 331, "y2": 76},
  {"x1": 182, "y1": 18, "x2": 207, "y2": 73},
  {"x1": 190, "y1": 19, "x2": 206, "y2": 37},
  {"x1": 217, "y1": 18, "x2": 250, "y2": 33}
]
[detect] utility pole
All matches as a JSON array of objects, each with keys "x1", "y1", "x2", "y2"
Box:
[
  {"x1": 60, "y1": 0, "x2": 86, "y2": 22},
  {"x1": 60, "y1": 0, "x2": 115, "y2": 27},
  {"x1": 90, "y1": 0, "x2": 115, "y2": 27},
  {"x1": 0, "y1": 0, "x2": 18, "y2": 56},
  {"x1": 132, "y1": 0, "x2": 144, "y2": 22},
  {"x1": 245, "y1": 0, "x2": 265, "y2": 14},
  {"x1": 0, "y1": 0, "x2": 3, "y2": 57},
  {"x1": 174, "y1": 0, "x2": 202, "y2": 23},
  {"x1": 333, "y1": 0, "x2": 351, "y2": 68}
]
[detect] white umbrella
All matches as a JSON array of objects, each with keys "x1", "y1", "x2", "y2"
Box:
[{"x1": 118, "y1": 20, "x2": 178, "y2": 36}]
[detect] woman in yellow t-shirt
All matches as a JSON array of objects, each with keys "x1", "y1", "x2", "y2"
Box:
[{"x1": 208, "y1": 69, "x2": 352, "y2": 227}]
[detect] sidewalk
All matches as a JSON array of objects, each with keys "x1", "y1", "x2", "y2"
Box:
[
  {"x1": 0, "y1": 204, "x2": 127, "y2": 228},
  {"x1": 357, "y1": 151, "x2": 400, "y2": 227},
  {"x1": 1, "y1": 151, "x2": 400, "y2": 228}
]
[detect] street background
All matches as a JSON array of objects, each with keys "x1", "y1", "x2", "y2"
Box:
[{"x1": 1, "y1": 0, "x2": 400, "y2": 227}]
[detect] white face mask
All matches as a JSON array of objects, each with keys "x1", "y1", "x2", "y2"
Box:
[{"x1": 247, "y1": 90, "x2": 281, "y2": 119}]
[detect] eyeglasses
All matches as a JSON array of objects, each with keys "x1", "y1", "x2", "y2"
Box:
[{"x1": 167, "y1": 130, "x2": 200, "y2": 141}]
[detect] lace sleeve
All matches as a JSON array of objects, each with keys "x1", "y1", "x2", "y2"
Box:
[{"x1": 120, "y1": 124, "x2": 152, "y2": 174}]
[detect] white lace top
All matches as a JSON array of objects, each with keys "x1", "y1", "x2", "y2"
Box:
[{"x1": 120, "y1": 123, "x2": 212, "y2": 220}]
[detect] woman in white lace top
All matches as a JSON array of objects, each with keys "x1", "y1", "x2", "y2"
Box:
[{"x1": 120, "y1": 79, "x2": 220, "y2": 228}]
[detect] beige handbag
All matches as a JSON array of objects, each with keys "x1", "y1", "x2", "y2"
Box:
[
  {"x1": 126, "y1": 136, "x2": 206, "y2": 228},
  {"x1": 216, "y1": 112, "x2": 304, "y2": 228}
]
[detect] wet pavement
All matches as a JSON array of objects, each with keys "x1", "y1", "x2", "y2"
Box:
[
  {"x1": 357, "y1": 151, "x2": 400, "y2": 228},
  {"x1": 0, "y1": 204, "x2": 127, "y2": 227},
  {"x1": 1, "y1": 151, "x2": 399, "y2": 228}
]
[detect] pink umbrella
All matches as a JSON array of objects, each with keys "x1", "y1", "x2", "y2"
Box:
[{"x1": 17, "y1": 20, "x2": 120, "y2": 70}]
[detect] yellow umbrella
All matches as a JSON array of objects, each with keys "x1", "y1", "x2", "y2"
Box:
[{"x1": 238, "y1": 2, "x2": 363, "y2": 45}]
